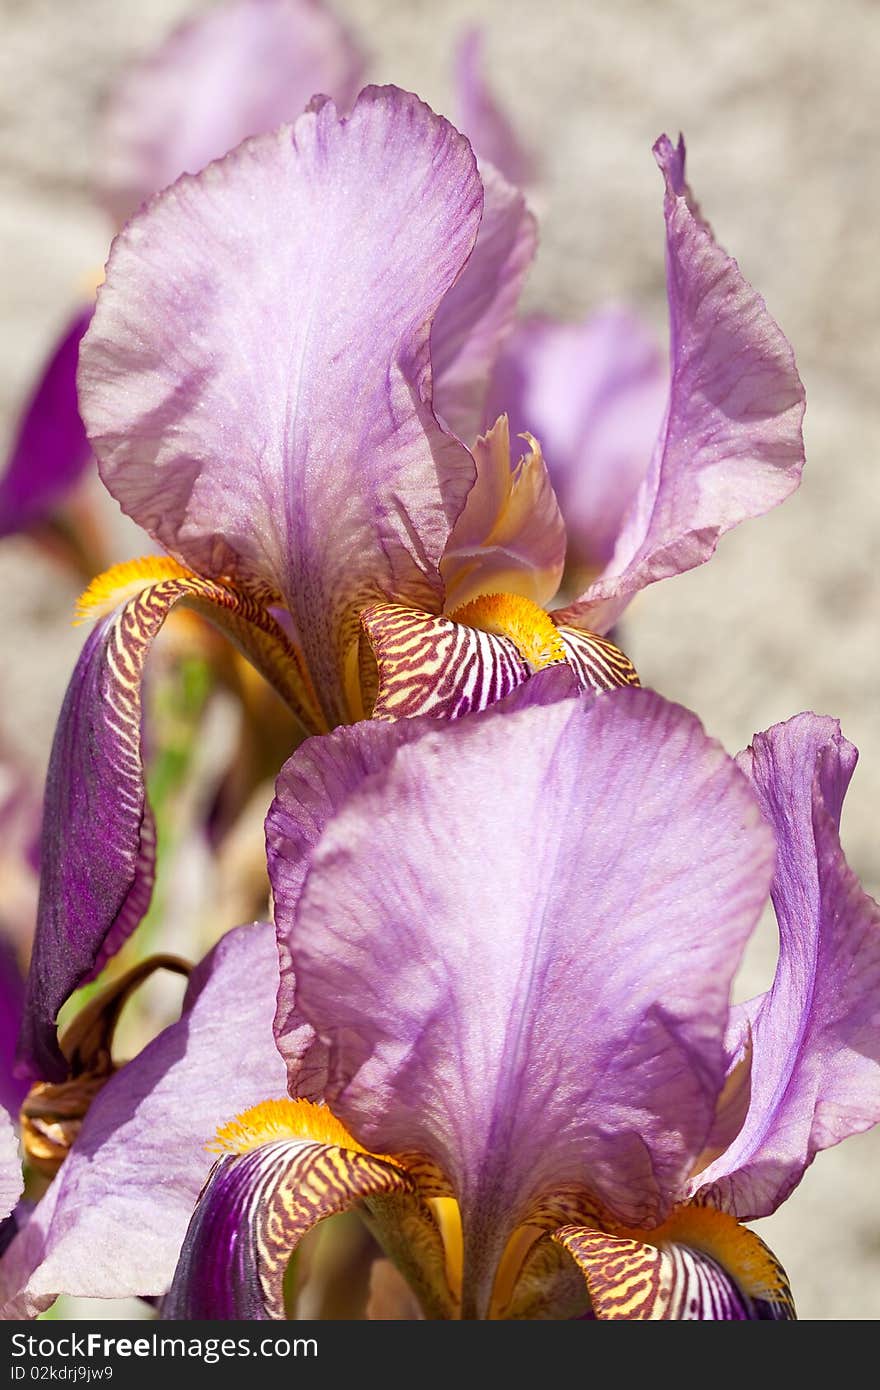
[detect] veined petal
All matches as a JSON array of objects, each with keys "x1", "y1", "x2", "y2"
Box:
[
  {"x1": 274, "y1": 688, "x2": 774, "y2": 1317},
  {"x1": 266, "y1": 665, "x2": 579, "y2": 1093},
  {"x1": 1, "y1": 1109, "x2": 21, "y2": 1223},
  {"x1": 18, "y1": 560, "x2": 318, "y2": 1083},
  {"x1": 1, "y1": 923, "x2": 285, "y2": 1316},
  {"x1": 432, "y1": 168, "x2": 537, "y2": 446},
  {"x1": 453, "y1": 29, "x2": 536, "y2": 189},
  {"x1": 440, "y1": 416, "x2": 565, "y2": 611},
  {"x1": 97, "y1": 0, "x2": 366, "y2": 224},
  {"x1": 555, "y1": 134, "x2": 805, "y2": 635},
  {"x1": 695, "y1": 715, "x2": 880, "y2": 1219},
  {"x1": 164, "y1": 1102, "x2": 423, "y2": 1320},
  {"x1": 485, "y1": 308, "x2": 666, "y2": 575},
  {"x1": 0, "y1": 310, "x2": 92, "y2": 538},
  {"x1": 80, "y1": 87, "x2": 482, "y2": 726},
  {"x1": 360, "y1": 599, "x2": 636, "y2": 721},
  {"x1": 553, "y1": 1207, "x2": 794, "y2": 1320}
]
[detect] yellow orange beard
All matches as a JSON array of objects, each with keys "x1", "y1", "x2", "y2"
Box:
[{"x1": 449, "y1": 591, "x2": 568, "y2": 671}]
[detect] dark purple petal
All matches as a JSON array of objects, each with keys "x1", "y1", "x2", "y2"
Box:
[
  {"x1": 0, "y1": 939, "x2": 26, "y2": 1115},
  {"x1": 0, "y1": 310, "x2": 92, "y2": 538},
  {"x1": 454, "y1": 28, "x2": 536, "y2": 189},
  {"x1": 272, "y1": 687, "x2": 774, "y2": 1316},
  {"x1": 486, "y1": 308, "x2": 667, "y2": 574},
  {"x1": 19, "y1": 567, "x2": 317, "y2": 1083},
  {"x1": 554, "y1": 1208, "x2": 794, "y2": 1320},
  {"x1": 432, "y1": 167, "x2": 537, "y2": 446},
  {"x1": 81, "y1": 87, "x2": 483, "y2": 726},
  {"x1": 165, "y1": 1135, "x2": 412, "y2": 1320},
  {"x1": 97, "y1": 0, "x2": 366, "y2": 225},
  {"x1": 1, "y1": 922, "x2": 285, "y2": 1315},
  {"x1": 695, "y1": 714, "x2": 880, "y2": 1219},
  {"x1": 554, "y1": 135, "x2": 805, "y2": 635}
]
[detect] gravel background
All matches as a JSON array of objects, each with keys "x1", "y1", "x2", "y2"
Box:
[{"x1": 1, "y1": 0, "x2": 879, "y2": 1320}]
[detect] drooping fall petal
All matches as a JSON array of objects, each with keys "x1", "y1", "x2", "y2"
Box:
[
  {"x1": 164, "y1": 1102, "x2": 427, "y2": 1320},
  {"x1": 360, "y1": 598, "x2": 635, "y2": 722},
  {"x1": 554, "y1": 135, "x2": 805, "y2": 635},
  {"x1": 554, "y1": 1206, "x2": 794, "y2": 1320},
  {"x1": 97, "y1": 0, "x2": 366, "y2": 225},
  {"x1": 271, "y1": 687, "x2": 774, "y2": 1316},
  {"x1": 80, "y1": 87, "x2": 482, "y2": 726},
  {"x1": 18, "y1": 561, "x2": 317, "y2": 1082},
  {"x1": 694, "y1": 714, "x2": 880, "y2": 1219}
]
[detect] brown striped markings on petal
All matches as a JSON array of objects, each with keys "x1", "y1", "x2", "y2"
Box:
[
  {"x1": 553, "y1": 1206, "x2": 795, "y2": 1320},
  {"x1": 360, "y1": 602, "x2": 529, "y2": 720},
  {"x1": 555, "y1": 626, "x2": 640, "y2": 693},
  {"x1": 164, "y1": 1099, "x2": 454, "y2": 1320},
  {"x1": 76, "y1": 556, "x2": 325, "y2": 736},
  {"x1": 360, "y1": 595, "x2": 639, "y2": 721}
]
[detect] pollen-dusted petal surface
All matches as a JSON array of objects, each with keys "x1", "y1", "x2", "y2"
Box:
[
  {"x1": 694, "y1": 714, "x2": 880, "y2": 1219},
  {"x1": 554, "y1": 1206, "x2": 794, "y2": 1320},
  {"x1": 80, "y1": 87, "x2": 482, "y2": 726},
  {"x1": 1, "y1": 923, "x2": 286, "y2": 1317},
  {"x1": 97, "y1": 0, "x2": 365, "y2": 224},
  {"x1": 19, "y1": 561, "x2": 315, "y2": 1083},
  {"x1": 274, "y1": 687, "x2": 774, "y2": 1315},
  {"x1": 485, "y1": 308, "x2": 666, "y2": 575},
  {"x1": 554, "y1": 134, "x2": 805, "y2": 635},
  {"x1": 0, "y1": 309, "x2": 92, "y2": 537}
]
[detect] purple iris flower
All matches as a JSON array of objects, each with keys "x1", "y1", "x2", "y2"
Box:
[
  {"x1": 18, "y1": 83, "x2": 804, "y2": 1083},
  {"x1": 1, "y1": 0, "x2": 539, "y2": 553},
  {"x1": 5, "y1": 680, "x2": 879, "y2": 1318}
]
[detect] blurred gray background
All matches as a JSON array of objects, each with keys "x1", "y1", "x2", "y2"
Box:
[{"x1": 1, "y1": 0, "x2": 879, "y2": 1319}]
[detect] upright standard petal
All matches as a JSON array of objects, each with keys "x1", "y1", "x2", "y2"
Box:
[
  {"x1": 555, "y1": 135, "x2": 805, "y2": 634},
  {"x1": 486, "y1": 309, "x2": 667, "y2": 575},
  {"x1": 80, "y1": 87, "x2": 482, "y2": 726},
  {"x1": 0, "y1": 310, "x2": 92, "y2": 538},
  {"x1": 273, "y1": 688, "x2": 774, "y2": 1317},
  {"x1": 453, "y1": 29, "x2": 536, "y2": 190},
  {"x1": 19, "y1": 560, "x2": 317, "y2": 1083},
  {"x1": 432, "y1": 165, "x2": 537, "y2": 446},
  {"x1": 2, "y1": 923, "x2": 285, "y2": 1316},
  {"x1": 97, "y1": 0, "x2": 366, "y2": 224},
  {"x1": 695, "y1": 715, "x2": 880, "y2": 1219}
]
